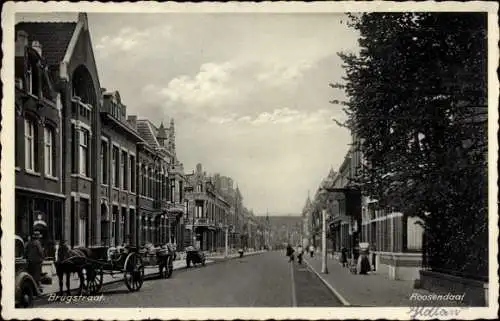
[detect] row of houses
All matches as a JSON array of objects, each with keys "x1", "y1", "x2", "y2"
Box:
[
  {"x1": 302, "y1": 131, "x2": 424, "y2": 282},
  {"x1": 14, "y1": 13, "x2": 260, "y2": 256}
]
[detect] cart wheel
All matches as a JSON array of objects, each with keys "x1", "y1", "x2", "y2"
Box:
[
  {"x1": 81, "y1": 265, "x2": 104, "y2": 295},
  {"x1": 166, "y1": 256, "x2": 173, "y2": 279},
  {"x1": 87, "y1": 265, "x2": 103, "y2": 295},
  {"x1": 124, "y1": 253, "x2": 144, "y2": 292}
]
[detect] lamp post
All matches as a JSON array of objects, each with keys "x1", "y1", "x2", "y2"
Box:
[{"x1": 225, "y1": 224, "x2": 229, "y2": 258}]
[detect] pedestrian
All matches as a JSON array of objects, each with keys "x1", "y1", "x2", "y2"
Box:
[
  {"x1": 370, "y1": 244, "x2": 377, "y2": 271},
  {"x1": 26, "y1": 231, "x2": 44, "y2": 292},
  {"x1": 340, "y1": 246, "x2": 348, "y2": 268},
  {"x1": 297, "y1": 244, "x2": 304, "y2": 264},
  {"x1": 309, "y1": 244, "x2": 315, "y2": 258},
  {"x1": 286, "y1": 243, "x2": 295, "y2": 262}
]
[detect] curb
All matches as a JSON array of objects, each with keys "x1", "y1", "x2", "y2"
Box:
[{"x1": 304, "y1": 259, "x2": 351, "y2": 306}]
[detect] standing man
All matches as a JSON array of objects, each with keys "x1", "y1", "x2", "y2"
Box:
[
  {"x1": 286, "y1": 243, "x2": 295, "y2": 262},
  {"x1": 309, "y1": 244, "x2": 315, "y2": 258},
  {"x1": 26, "y1": 231, "x2": 44, "y2": 291},
  {"x1": 297, "y1": 244, "x2": 304, "y2": 264}
]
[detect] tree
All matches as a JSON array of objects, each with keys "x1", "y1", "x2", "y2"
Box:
[{"x1": 335, "y1": 12, "x2": 488, "y2": 279}]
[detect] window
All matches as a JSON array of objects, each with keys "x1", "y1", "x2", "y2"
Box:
[
  {"x1": 71, "y1": 125, "x2": 77, "y2": 173},
  {"x1": 112, "y1": 146, "x2": 119, "y2": 188},
  {"x1": 101, "y1": 141, "x2": 108, "y2": 184},
  {"x1": 44, "y1": 127, "x2": 55, "y2": 177},
  {"x1": 24, "y1": 118, "x2": 37, "y2": 171},
  {"x1": 130, "y1": 155, "x2": 135, "y2": 193},
  {"x1": 121, "y1": 151, "x2": 127, "y2": 190},
  {"x1": 27, "y1": 67, "x2": 33, "y2": 94},
  {"x1": 149, "y1": 168, "x2": 154, "y2": 198},
  {"x1": 196, "y1": 201, "x2": 203, "y2": 219},
  {"x1": 170, "y1": 179, "x2": 175, "y2": 202},
  {"x1": 162, "y1": 175, "x2": 170, "y2": 201},
  {"x1": 79, "y1": 129, "x2": 89, "y2": 176},
  {"x1": 141, "y1": 165, "x2": 148, "y2": 196},
  {"x1": 144, "y1": 168, "x2": 148, "y2": 197},
  {"x1": 196, "y1": 184, "x2": 202, "y2": 193}
]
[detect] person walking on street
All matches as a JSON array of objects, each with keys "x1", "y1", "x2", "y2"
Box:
[
  {"x1": 340, "y1": 246, "x2": 348, "y2": 268},
  {"x1": 286, "y1": 243, "x2": 295, "y2": 262},
  {"x1": 297, "y1": 244, "x2": 304, "y2": 264},
  {"x1": 309, "y1": 244, "x2": 315, "y2": 258},
  {"x1": 26, "y1": 231, "x2": 44, "y2": 292}
]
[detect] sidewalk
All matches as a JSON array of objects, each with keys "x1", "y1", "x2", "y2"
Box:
[{"x1": 304, "y1": 255, "x2": 467, "y2": 307}]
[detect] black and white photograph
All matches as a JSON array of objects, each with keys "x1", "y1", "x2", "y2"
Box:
[{"x1": 1, "y1": 1, "x2": 498, "y2": 320}]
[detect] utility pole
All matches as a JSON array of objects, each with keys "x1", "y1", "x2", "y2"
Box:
[{"x1": 225, "y1": 225, "x2": 229, "y2": 258}]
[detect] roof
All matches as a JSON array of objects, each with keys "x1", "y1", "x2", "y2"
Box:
[
  {"x1": 15, "y1": 22, "x2": 77, "y2": 66},
  {"x1": 136, "y1": 119, "x2": 160, "y2": 149}
]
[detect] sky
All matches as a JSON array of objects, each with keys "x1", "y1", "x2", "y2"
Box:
[{"x1": 16, "y1": 12, "x2": 360, "y2": 216}]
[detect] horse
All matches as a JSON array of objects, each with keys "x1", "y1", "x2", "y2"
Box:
[{"x1": 55, "y1": 246, "x2": 93, "y2": 296}]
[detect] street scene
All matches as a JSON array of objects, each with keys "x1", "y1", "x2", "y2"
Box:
[{"x1": 3, "y1": 4, "x2": 495, "y2": 318}]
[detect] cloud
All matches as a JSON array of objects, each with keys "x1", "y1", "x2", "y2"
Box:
[
  {"x1": 256, "y1": 61, "x2": 314, "y2": 87},
  {"x1": 95, "y1": 25, "x2": 172, "y2": 57},
  {"x1": 160, "y1": 62, "x2": 235, "y2": 108},
  {"x1": 86, "y1": 13, "x2": 358, "y2": 214},
  {"x1": 206, "y1": 108, "x2": 340, "y2": 133}
]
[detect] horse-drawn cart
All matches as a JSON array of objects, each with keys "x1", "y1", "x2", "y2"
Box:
[
  {"x1": 138, "y1": 243, "x2": 176, "y2": 279},
  {"x1": 56, "y1": 243, "x2": 176, "y2": 295},
  {"x1": 57, "y1": 246, "x2": 145, "y2": 295}
]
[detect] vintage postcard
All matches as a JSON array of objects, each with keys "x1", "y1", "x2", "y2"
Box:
[{"x1": 1, "y1": 1, "x2": 498, "y2": 320}]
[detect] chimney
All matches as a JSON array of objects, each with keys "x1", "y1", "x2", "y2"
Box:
[
  {"x1": 15, "y1": 30, "x2": 28, "y2": 57},
  {"x1": 127, "y1": 115, "x2": 137, "y2": 130},
  {"x1": 32, "y1": 40, "x2": 42, "y2": 56}
]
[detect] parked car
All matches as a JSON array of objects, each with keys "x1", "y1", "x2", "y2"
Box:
[
  {"x1": 185, "y1": 246, "x2": 206, "y2": 268},
  {"x1": 15, "y1": 235, "x2": 44, "y2": 308}
]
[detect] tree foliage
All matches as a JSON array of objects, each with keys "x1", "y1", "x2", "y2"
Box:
[{"x1": 336, "y1": 12, "x2": 488, "y2": 279}]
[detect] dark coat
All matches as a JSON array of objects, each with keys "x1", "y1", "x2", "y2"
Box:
[
  {"x1": 26, "y1": 239, "x2": 44, "y2": 264},
  {"x1": 340, "y1": 248, "x2": 348, "y2": 263},
  {"x1": 286, "y1": 246, "x2": 294, "y2": 257}
]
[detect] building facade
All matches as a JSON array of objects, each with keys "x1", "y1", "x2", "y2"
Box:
[
  {"x1": 14, "y1": 29, "x2": 65, "y2": 258},
  {"x1": 310, "y1": 131, "x2": 424, "y2": 280},
  {"x1": 184, "y1": 164, "x2": 230, "y2": 251},
  {"x1": 99, "y1": 91, "x2": 142, "y2": 247}
]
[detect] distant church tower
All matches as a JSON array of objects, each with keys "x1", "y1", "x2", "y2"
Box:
[{"x1": 157, "y1": 122, "x2": 168, "y2": 148}]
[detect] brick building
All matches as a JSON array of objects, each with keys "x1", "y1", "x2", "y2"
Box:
[
  {"x1": 184, "y1": 164, "x2": 230, "y2": 252},
  {"x1": 15, "y1": 14, "x2": 103, "y2": 249},
  {"x1": 99, "y1": 90, "x2": 142, "y2": 247},
  {"x1": 14, "y1": 29, "x2": 65, "y2": 257}
]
